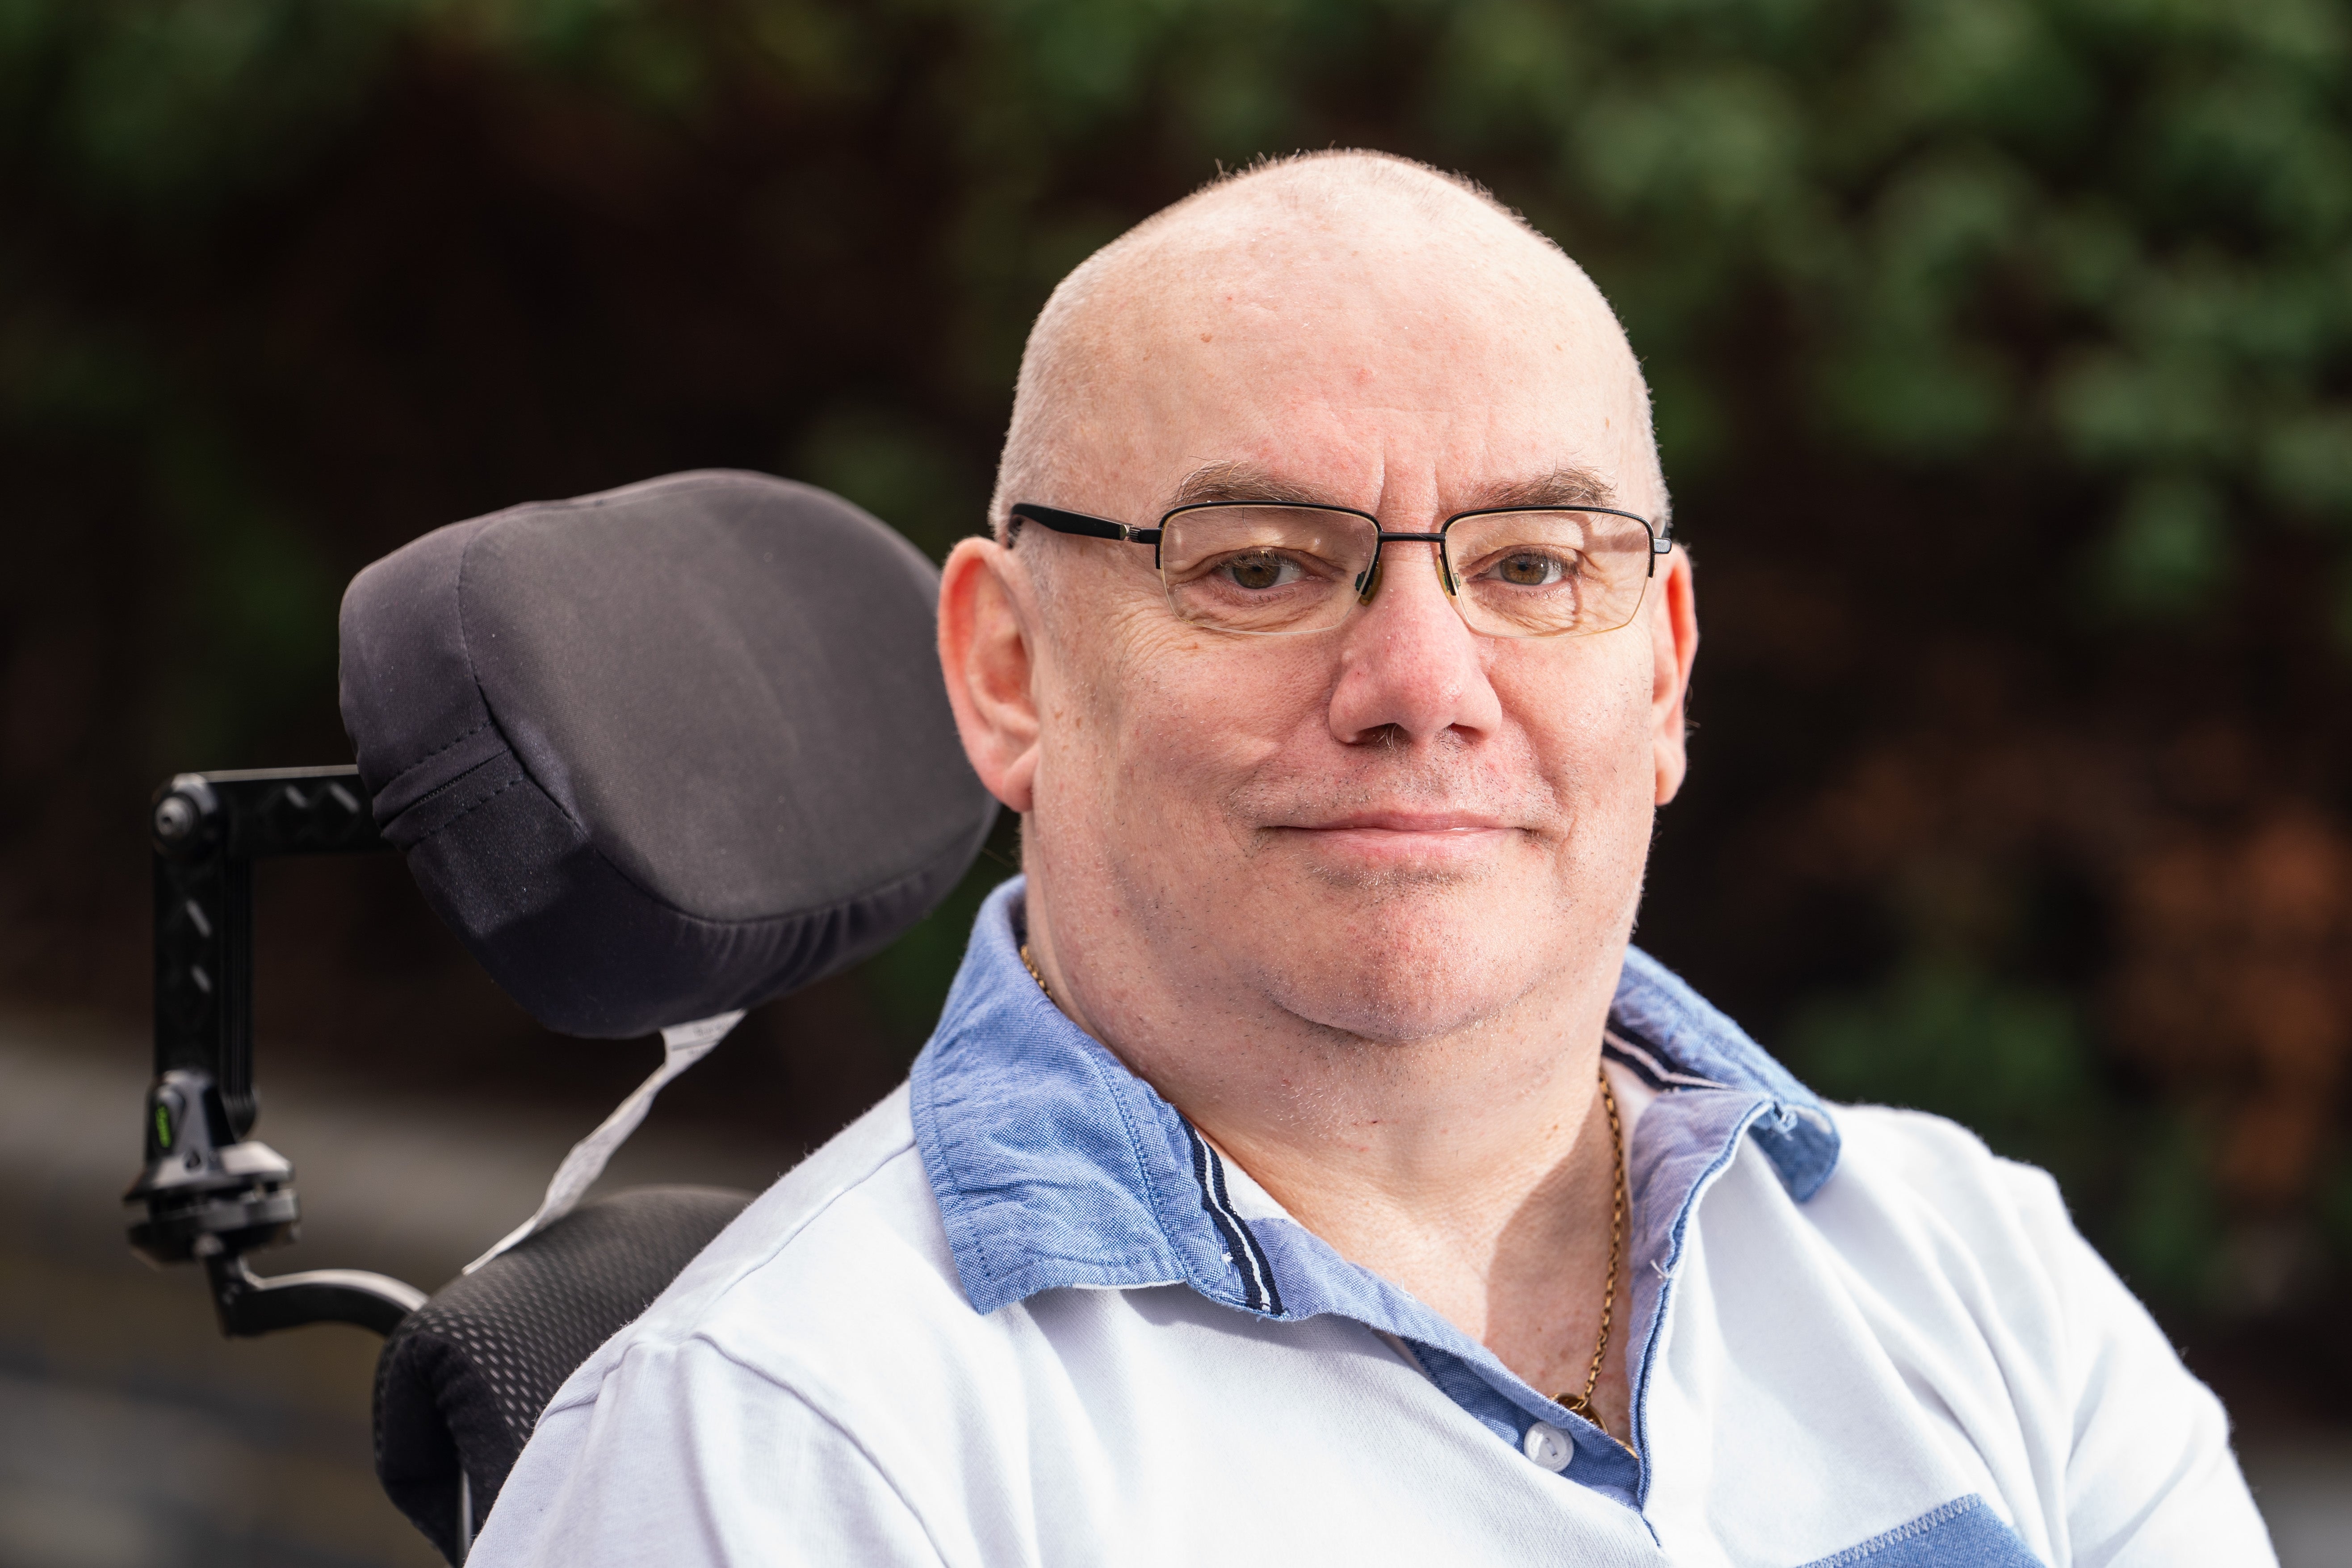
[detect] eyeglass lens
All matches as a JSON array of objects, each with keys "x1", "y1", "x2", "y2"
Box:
[{"x1": 1156, "y1": 504, "x2": 1655, "y2": 638}]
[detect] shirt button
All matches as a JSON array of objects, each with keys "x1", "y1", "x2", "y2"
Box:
[{"x1": 1521, "y1": 1422, "x2": 1574, "y2": 1472}]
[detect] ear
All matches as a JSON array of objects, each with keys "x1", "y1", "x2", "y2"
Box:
[
  {"x1": 1648, "y1": 547, "x2": 1699, "y2": 805},
  {"x1": 939, "y1": 536, "x2": 1043, "y2": 813}
]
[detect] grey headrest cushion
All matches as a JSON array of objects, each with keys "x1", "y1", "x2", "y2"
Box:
[{"x1": 339, "y1": 470, "x2": 996, "y2": 1037}]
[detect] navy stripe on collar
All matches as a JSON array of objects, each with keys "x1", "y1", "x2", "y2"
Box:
[{"x1": 1186, "y1": 1124, "x2": 1283, "y2": 1315}]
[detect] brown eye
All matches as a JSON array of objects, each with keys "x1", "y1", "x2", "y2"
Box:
[
  {"x1": 1493, "y1": 551, "x2": 1568, "y2": 587},
  {"x1": 1219, "y1": 551, "x2": 1301, "y2": 591}
]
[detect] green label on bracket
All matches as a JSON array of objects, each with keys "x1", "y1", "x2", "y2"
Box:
[{"x1": 154, "y1": 1103, "x2": 172, "y2": 1150}]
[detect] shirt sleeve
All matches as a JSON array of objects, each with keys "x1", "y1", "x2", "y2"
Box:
[
  {"x1": 467, "y1": 1335, "x2": 948, "y2": 1568},
  {"x1": 1996, "y1": 1160, "x2": 2276, "y2": 1568}
]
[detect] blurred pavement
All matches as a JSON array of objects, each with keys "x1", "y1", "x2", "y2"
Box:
[
  {"x1": 1, "y1": 1012, "x2": 2345, "y2": 1566},
  {"x1": 0, "y1": 1012, "x2": 791, "y2": 1567}
]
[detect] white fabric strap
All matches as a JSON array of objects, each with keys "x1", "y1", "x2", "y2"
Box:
[{"x1": 463, "y1": 1009, "x2": 746, "y2": 1275}]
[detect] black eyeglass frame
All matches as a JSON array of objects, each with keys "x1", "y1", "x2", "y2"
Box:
[{"x1": 1006, "y1": 497, "x2": 1673, "y2": 630}]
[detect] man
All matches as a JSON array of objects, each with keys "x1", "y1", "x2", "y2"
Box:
[{"x1": 473, "y1": 152, "x2": 2271, "y2": 1565}]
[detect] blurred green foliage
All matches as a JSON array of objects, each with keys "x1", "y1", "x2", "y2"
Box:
[
  {"x1": 1785, "y1": 961, "x2": 2231, "y2": 1299},
  {"x1": 8, "y1": 0, "x2": 2348, "y2": 535},
  {"x1": 1792, "y1": 963, "x2": 2101, "y2": 1184},
  {"x1": 3, "y1": 0, "x2": 2349, "y2": 1348}
]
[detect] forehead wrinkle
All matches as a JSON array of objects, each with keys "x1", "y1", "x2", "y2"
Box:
[
  {"x1": 1164, "y1": 459, "x2": 1619, "y2": 520},
  {"x1": 1131, "y1": 281, "x2": 1637, "y2": 464}
]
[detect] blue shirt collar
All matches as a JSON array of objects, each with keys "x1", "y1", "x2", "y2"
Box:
[
  {"x1": 1608, "y1": 945, "x2": 1841, "y2": 1202},
  {"x1": 910, "y1": 877, "x2": 1840, "y2": 1504}
]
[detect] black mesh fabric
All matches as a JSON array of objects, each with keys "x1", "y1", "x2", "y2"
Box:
[{"x1": 374, "y1": 1186, "x2": 751, "y2": 1563}]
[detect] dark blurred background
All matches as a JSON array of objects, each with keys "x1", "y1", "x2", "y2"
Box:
[{"x1": 3, "y1": 0, "x2": 2350, "y2": 1561}]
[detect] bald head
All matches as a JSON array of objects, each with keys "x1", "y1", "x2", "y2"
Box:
[{"x1": 991, "y1": 150, "x2": 1666, "y2": 548}]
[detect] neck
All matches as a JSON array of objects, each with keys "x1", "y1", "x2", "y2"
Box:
[
  {"x1": 1180, "y1": 997, "x2": 1611, "y2": 1246},
  {"x1": 1020, "y1": 872, "x2": 1633, "y2": 1423}
]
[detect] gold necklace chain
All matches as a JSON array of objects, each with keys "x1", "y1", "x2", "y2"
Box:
[
  {"x1": 1555, "y1": 1067, "x2": 1626, "y2": 1434},
  {"x1": 1027, "y1": 940, "x2": 1624, "y2": 1434}
]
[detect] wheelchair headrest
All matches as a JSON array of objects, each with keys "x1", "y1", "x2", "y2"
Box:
[{"x1": 339, "y1": 470, "x2": 996, "y2": 1038}]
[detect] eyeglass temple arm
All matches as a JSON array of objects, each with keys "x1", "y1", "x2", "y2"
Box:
[{"x1": 1007, "y1": 502, "x2": 1163, "y2": 546}]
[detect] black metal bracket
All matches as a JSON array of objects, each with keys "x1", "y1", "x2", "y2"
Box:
[
  {"x1": 126, "y1": 766, "x2": 427, "y2": 1337},
  {"x1": 206, "y1": 1253, "x2": 427, "y2": 1338},
  {"x1": 147, "y1": 767, "x2": 383, "y2": 1133}
]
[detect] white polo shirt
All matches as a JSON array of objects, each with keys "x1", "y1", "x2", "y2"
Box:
[{"x1": 471, "y1": 879, "x2": 2272, "y2": 1567}]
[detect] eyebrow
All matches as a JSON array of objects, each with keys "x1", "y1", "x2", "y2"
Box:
[
  {"x1": 1473, "y1": 465, "x2": 1618, "y2": 512},
  {"x1": 1164, "y1": 461, "x2": 1620, "y2": 516},
  {"x1": 1167, "y1": 462, "x2": 1333, "y2": 510}
]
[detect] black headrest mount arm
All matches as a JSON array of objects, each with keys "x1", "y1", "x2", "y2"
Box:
[{"x1": 126, "y1": 766, "x2": 426, "y2": 1339}]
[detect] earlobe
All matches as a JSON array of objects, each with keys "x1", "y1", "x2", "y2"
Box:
[
  {"x1": 1649, "y1": 549, "x2": 1699, "y2": 806},
  {"x1": 939, "y1": 538, "x2": 1043, "y2": 813}
]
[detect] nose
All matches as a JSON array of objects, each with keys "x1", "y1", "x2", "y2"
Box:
[{"x1": 1326, "y1": 540, "x2": 1503, "y2": 746}]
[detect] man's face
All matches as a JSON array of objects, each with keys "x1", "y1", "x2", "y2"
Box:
[{"x1": 991, "y1": 208, "x2": 1693, "y2": 1048}]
